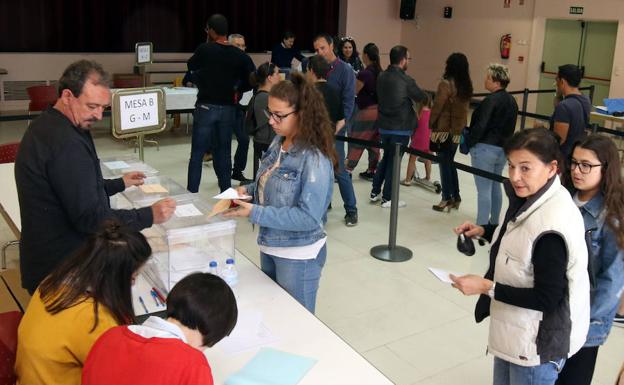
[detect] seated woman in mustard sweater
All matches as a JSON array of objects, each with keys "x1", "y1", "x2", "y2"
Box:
[{"x1": 15, "y1": 220, "x2": 152, "y2": 385}]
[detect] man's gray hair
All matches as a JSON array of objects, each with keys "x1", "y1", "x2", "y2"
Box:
[
  {"x1": 228, "y1": 33, "x2": 245, "y2": 43},
  {"x1": 57, "y1": 60, "x2": 111, "y2": 97}
]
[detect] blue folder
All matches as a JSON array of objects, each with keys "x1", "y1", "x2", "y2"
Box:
[
  {"x1": 602, "y1": 98, "x2": 624, "y2": 115},
  {"x1": 225, "y1": 348, "x2": 317, "y2": 385}
]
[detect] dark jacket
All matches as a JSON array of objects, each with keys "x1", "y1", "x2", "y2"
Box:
[
  {"x1": 188, "y1": 42, "x2": 255, "y2": 105},
  {"x1": 467, "y1": 89, "x2": 518, "y2": 148},
  {"x1": 15, "y1": 107, "x2": 153, "y2": 292},
  {"x1": 376, "y1": 65, "x2": 427, "y2": 133}
]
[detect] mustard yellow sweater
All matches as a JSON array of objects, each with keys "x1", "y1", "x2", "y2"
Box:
[{"x1": 15, "y1": 289, "x2": 118, "y2": 385}]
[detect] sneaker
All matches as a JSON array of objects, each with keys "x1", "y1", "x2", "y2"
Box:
[
  {"x1": 359, "y1": 171, "x2": 375, "y2": 181},
  {"x1": 344, "y1": 212, "x2": 358, "y2": 227},
  {"x1": 381, "y1": 199, "x2": 406, "y2": 208},
  {"x1": 232, "y1": 172, "x2": 253, "y2": 184},
  {"x1": 369, "y1": 192, "x2": 381, "y2": 202},
  {"x1": 614, "y1": 313, "x2": 624, "y2": 328}
]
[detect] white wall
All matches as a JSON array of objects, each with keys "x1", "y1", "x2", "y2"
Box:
[{"x1": 400, "y1": 0, "x2": 536, "y2": 93}]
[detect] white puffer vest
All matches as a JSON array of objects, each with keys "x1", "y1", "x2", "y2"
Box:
[{"x1": 488, "y1": 176, "x2": 590, "y2": 366}]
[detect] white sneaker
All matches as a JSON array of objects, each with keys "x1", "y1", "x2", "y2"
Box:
[{"x1": 381, "y1": 200, "x2": 406, "y2": 208}]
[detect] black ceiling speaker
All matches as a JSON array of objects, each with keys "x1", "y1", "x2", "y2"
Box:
[{"x1": 400, "y1": 0, "x2": 416, "y2": 20}]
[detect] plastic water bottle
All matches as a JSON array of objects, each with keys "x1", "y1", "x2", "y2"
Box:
[
  {"x1": 208, "y1": 260, "x2": 218, "y2": 276},
  {"x1": 221, "y1": 258, "x2": 238, "y2": 287}
]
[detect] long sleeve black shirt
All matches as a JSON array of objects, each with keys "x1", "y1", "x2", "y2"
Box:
[
  {"x1": 188, "y1": 42, "x2": 255, "y2": 105},
  {"x1": 15, "y1": 107, "x2": 153, "y2": 292}
]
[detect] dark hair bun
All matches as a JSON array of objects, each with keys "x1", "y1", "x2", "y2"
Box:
[{"x1": 101, "y1": 219, "x2": 123, "y2": 240}]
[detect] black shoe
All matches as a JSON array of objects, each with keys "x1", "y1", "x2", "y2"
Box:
[
  {"x1": 327, "y1": 203, "x2": 332, "y2": 210},
  {"x1": 359, "y1": 171, "x2": 374, "y2": 181},
  {"x1": 232, "y1": 172, "x2": 252, "y2": 184},
  {"x1": 614, "y1": 313, "x2": 624, "y2": 328},
  {"x1": 344, "y1": 212, "x2": 358, "y2": 227}
]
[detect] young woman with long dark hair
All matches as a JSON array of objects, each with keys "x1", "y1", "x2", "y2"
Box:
[
  {"x1": 15, "y1": 220, "x2": 152, "y2": 385},
  {"x1": 430, "y1": 52, "x2": 473, "y2": 212},
  {"x1": 556, "y1": 135, "x2": 624, "y2": 385},
  {"x1": 226, "y1": 72, "x2": 337, "y2": 313}
]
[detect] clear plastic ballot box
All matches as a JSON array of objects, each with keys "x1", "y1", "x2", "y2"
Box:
[
  {"x1": 99, "y1": 155, "x2": 159, "y2": 179},
  {"x1": 122, "y1": 175, "x2": 192, "y2": 208},
  {"x1": 141, "y1": 197, "x2": 237, "y2": 292}
]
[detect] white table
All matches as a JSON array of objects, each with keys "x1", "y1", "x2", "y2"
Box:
[
  {"x1": 204, "y1": 252, "x2": 393, "y2": 385},
  {"x1": 0, "y1": 163, "x2": 20, "y2": 235},
  {"x1": 162, "y1": 87, "x2": 198, "y2": 111},
  {"x1": 0, "y1": 163, "x2": 20, "y2": 269}
]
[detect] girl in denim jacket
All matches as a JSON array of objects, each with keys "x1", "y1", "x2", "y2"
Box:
[
  {"x1": 557, "y1": 135, "x2": 624, "y2": 385},
  {"x1": 226, "y1": 72, "x2": 337, "y2": 313}
]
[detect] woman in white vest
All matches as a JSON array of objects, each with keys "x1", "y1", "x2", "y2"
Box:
[{"x1": 450, "y1": 128, "x2": 590, "y2": 385}]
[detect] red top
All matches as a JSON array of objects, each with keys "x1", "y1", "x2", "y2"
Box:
[{"x1": 82, "y1": 326, "x2": 214, "y2": 385}]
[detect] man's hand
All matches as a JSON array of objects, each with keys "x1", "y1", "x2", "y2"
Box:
[
  {"x1": 122, "y1": 171, "x2": 146, "y2": 188},
  {"x1": 151, "y1": 198, "x2": 176, "y2": 224}
]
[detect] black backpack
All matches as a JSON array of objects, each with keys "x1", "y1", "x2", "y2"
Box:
[{"x1": 245, "y1": 90, "x2": 268, "y2": 136}]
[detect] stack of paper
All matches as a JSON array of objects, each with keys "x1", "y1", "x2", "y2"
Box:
[{"x1": 225, "y1": 348, "x2": 316, "y2": 385}]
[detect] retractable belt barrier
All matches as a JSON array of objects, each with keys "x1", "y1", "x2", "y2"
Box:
[{"x1": 335, "y1": 135, "x2": 508, "y2": 183}]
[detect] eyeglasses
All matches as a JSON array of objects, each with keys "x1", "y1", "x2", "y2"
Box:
[
  {"x1": 570, "y1": 159, "x2": 602, "y2": 174},
  {"x1": 263, "y1": 108, "x2": 297, "y2": 123}
]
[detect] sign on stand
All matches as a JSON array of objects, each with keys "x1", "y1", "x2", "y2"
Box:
[{"x1": 111, "y1": 87, "x2": 166, "y2": 161}]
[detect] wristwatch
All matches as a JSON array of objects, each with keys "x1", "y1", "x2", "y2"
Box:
[{"x1": 488, "y1": 282, "x2": 496, "y2": 299}]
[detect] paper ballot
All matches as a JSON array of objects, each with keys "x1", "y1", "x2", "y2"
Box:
[
  {"x1": 174, "y1": 203, "x2": 203, "y2": 217},
  {"x1": 103, "y1": 160, "x2": 130, "y2": 170},
  {"x1": 428, "y1": 267, "x2": 465, "y2": 284},
  {"x1": 217, "y1": 309, "x2": 279, "y2": 356},
  {"x1": 139, "y1": 184, "x2": 168, "y2": 194},
  {"x1": 213, "y1": 187, "x2": 251, "y2": 200}
]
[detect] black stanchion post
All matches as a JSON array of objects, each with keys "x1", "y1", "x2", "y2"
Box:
[
  {"x1": 520, "y1": 88, "x2": 529, "y2": 130},
  {"x1": 589, "y1": 85, "x2": 595, "y2": 104},
  {"x1": 370, "y1": 142, "x2": 413, "y2": 262}
]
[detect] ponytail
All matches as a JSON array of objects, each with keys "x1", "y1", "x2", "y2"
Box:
[
  {"x1": 363, "y1": 43, "x2": 382, "y2": 76},
  {"x1": 269, "y1": 72, "x2": 338, "y2": 168}
]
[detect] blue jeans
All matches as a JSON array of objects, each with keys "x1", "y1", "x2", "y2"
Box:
[
  {"x1": 470, "y1": 143, "x2": 506, "y2": 225},
  {"x1": 493, "y1": 357, "x2": 566, "y2": 385},
  {"x1": 232, "y1": 108, "x2": 250, "y2": 175},
  {"x1": 260, "y1": 244, "x2": 327, "y2": 313},
  {"x1": 187, "y1": 104, "x2": 236, "y2": 193},
  {"x1": 437, "y1": 143, "x2": 460, "y2": 201},
  {"x1": 335, "y1": 130, "x2": 357, "y2": 215},
  {"x1": 372, "y1": 134, "x2": 410, "y2": 201}
]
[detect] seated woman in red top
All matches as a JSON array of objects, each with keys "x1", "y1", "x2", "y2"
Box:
[{"x1": 82, "y1": 272, "x2": 238, "y2": 385}]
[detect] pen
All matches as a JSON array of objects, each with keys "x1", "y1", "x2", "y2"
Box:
[
  {"x1": 152, "y1": 287, "x2": 167, "y2": 304},
  {"x1": 138, "y1": 296, "x2": 149, "y2": 314},
  {"x1": 150, "y1": 290, "x2": 160, "y2": 307}
]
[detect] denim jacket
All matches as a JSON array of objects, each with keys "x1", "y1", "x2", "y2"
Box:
[
  {"x1": 579, "y1": 192, "x2": 624, "y2": 347},
  {"x1": 246, "y1": 136, "x2": 334, "y2": 247}
]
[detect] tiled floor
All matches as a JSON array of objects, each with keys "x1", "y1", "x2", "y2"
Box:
[{"x1": 1, "y1": 117, "x2": 622, "y2": 385}]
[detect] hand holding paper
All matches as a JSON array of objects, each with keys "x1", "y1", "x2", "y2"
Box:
[{"x1": 213, "y1": 187, "x2": 251, "y2": 200}]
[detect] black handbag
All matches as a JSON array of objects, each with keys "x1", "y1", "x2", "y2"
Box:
[{"x1": 429, "y1": 136, "x2": 451, "y2": 152}]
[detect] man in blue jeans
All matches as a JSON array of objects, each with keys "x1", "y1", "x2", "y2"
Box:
[
  {"x1": 229, "y1": 33, "x2": 255, "y2": 184},
  {"x1": 186, "y1": 14, "x2": 254, "y2": 193},
  {"x1": 313, "y1": 33, "x2": 358, "y2": 227},
  {"x1": 372, "y1": 45, "x2": 428, "y2": 207}
]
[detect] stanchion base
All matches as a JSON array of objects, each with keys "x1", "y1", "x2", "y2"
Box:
[{"x1": 370, "y1": 245, "x2": 413, "y2": 262}]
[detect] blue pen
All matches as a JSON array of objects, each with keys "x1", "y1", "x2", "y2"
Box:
[
  {"x1": 138, "y1": 296, "x2": 149, "y2": 314},
  {"x1": 150, "y1": 290, "x2": 160, "y2": 307}
]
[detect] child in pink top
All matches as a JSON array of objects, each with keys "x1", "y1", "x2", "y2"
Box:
[{"x1": 402, "y1": 100, "x2": 433, "y2": 184}]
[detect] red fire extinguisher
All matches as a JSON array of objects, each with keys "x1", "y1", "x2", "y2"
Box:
[{"x1": 500, "y1": 34, "x2": 511, "y2": 59}]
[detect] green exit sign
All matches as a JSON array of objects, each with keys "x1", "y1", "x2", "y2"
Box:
[{"x1": 569, "y1": 6, "x2": 584, "y2": 15}]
